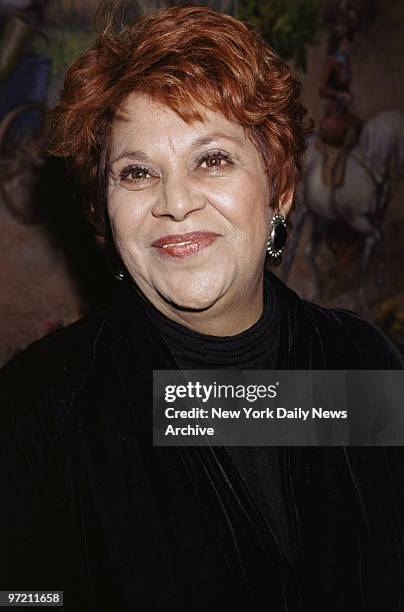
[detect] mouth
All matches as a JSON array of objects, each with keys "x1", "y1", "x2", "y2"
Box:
[{"x1": 151, "y1": 231, "x2": 220, "y2": 258}]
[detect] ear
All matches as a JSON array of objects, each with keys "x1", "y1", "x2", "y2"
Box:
[{"x1": 278, "y1": 188, "x2": 294, "y2": 218}]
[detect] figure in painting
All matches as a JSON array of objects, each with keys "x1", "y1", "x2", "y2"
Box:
[
  {"x1": 281, "y1": 1, "x2": 404, "y2": 308},
  {"x1": 318, "y1": 1, "x2": 362, "y2": 190}
]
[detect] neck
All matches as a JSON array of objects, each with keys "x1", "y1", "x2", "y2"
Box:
[{"x1": 137, "y1": 275, "x2": 265, "y2": 337}]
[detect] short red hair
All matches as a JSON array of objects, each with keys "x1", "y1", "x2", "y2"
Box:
[{"x1": 45, "y1": 4, "x2": 311, "y2": 240}]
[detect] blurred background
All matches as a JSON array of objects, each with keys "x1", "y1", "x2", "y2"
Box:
[{"x1": 0, "y1": 0, "x2": 403, "y2": 367}]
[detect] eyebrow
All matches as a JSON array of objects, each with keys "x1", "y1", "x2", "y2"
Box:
[
  {"x1": 189, "y1": 132, "x2": 243, "y2": 148},
  {"x1": 109, "y1": 150, "x2": 150, "y2": 166},
  {"x1": 109, "y1": 132, "x2": 243, "y2": 166}
]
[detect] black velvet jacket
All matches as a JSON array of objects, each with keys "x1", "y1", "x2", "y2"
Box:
[{"x1": 0, "y1": 270, "x2": 403, "y2": 612}]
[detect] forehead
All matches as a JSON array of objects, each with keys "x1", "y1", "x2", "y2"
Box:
[{"x1": 108, "y1": 92, "x2": 253, "y2": 156}]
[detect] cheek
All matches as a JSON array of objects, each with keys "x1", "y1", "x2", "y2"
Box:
[
  {"x1": 210, "y1": 180, "x2": 270, "y2": 238},
  {"x1": 107, "y1": 191, "x2": 148, "y2": 246}
]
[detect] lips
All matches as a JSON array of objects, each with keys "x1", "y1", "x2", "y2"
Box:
[{"x1": 151, "y1": 231, "x2": 220, "y2": 258}]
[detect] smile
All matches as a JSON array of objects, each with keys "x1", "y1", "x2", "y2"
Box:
[{"x1": 151, "y1": 231, "x2": 220, "y2": 258}]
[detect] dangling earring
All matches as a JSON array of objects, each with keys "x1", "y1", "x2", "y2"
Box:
[
  {"x1": 267, "y1": 212, "x2": 288, "y2": 266},
  {"x1": 115, "y1": 266, "x2": 125, "y2": 281}
]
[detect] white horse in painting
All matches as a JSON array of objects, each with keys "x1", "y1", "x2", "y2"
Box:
[{"x1": 282, "y1": 110, "x2": 404, "y2": 305}]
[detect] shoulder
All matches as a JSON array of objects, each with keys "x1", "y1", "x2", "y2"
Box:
[
  {"x1": 267, "y1": 271, "x2": 403, "y2": 369},
  {"x1": 0, "y1": 309, "x2": 112, "y2": 508},
  {"x1": 302, "y1": 299, "x2": 403, "y2": 369},
  {"x1": 0, "y1": 308, "x2": 110, "y2": 424}
]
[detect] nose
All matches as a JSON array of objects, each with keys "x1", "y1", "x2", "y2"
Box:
[{"x1": 151, "y1": 173, "x2": 206, "y2": 221}]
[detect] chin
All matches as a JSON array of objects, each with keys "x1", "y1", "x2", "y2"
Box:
[
  {"x1": 157, "y1": 275, "x2": 226, "y2": 312},
  {"x1": 161, "y1": 289, "x2": 221, "y2": 312},
  {"x1": 145, "y1": 267, "x2": 232, "y2": 312}
]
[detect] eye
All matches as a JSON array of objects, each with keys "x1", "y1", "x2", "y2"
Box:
[
  {"x1": 119, "y1": 164, "x2": 153, "y2": 183},
  {"x1": 119, "y1": 164, "x2": 157, "y2": 190},
  {"x1": 198, "y1": 151, "x2": 233, "y2": 171}
]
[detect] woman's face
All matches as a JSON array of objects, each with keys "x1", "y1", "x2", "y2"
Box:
[{"x1": 107, "y1": 92, "x2": 284, "y2": 324}]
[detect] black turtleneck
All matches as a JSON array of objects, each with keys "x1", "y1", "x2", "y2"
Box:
[
  {"x1": 144, "y1": 275, "x2": 280, "y2": 370},
  {"x1": 142, "y1": 278, "x2": 293, "y2": 565}
]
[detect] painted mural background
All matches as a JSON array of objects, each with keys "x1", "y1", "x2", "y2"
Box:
[{"x1": 0, "y1": 0, "x2": 403, "y2": 366}]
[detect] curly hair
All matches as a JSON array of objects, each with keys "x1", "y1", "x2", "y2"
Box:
[{"x1": 45, "y1": 3, "x2": 311, "y2": 241}]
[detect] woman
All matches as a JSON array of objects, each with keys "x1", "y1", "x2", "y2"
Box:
[{"x1": 0, "y1": 5, "x2": 403, "y2": 611}]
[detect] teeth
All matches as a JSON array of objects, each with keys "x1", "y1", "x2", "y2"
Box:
[{"x1": 161, "y1": 240, "x2": 193, "y2": 248}]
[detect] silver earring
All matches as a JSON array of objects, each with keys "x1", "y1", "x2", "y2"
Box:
[
  {"x1": 267, "y1": 213, "x2": 288, "y2": 266},
  {"x1": 115, "y1": 267, "x2": 125, "y2": 281}
]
